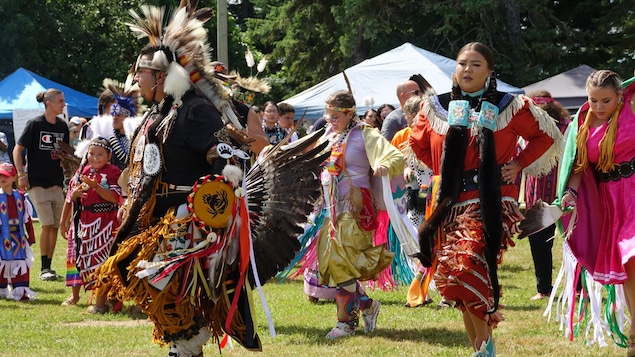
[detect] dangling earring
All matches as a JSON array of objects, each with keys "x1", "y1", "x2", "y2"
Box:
[{"x1": 484, "y1": 75, "x2": 491, "y2": 90}]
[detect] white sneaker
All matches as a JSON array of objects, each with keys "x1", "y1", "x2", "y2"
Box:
[
  {"x1": 39, "y1": 269, "x2": 57, "y2": 281},
  {"x1": 326, "y1": 321, "x2": 355, "y2": 339},
  {"x1": 362, "y1": 300, "x2": 380, "y2": 333}
]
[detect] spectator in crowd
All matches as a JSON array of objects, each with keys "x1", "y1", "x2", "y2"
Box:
[
  {"x1": 13, "y1": 88, "x2": 70, "y2": 281},
  {"x1": 362, "y1": 109, "x2": 381, "y2": 129},
  {"x1": 522, "y1": 90, "x2": 570, "y2": 301},
  {"x1": 277, "y1": 102, "x2": 299, "y2": 142},
  {"x1": 381, "y1": 75, "x2": 431, "y2": 141},
  {"x1": 252, "y1": 104, "x2": 264, "y2": 122},
  {"x1": 262, "y1": 100, "x2": 287, "y2": 145},
  {"x1": 376, "y1": 104, "x2": 395, "y2": 129},
  {"x1": 68, "y1": 116, "x2": 86, "y2": 149},
  {"x1": 0, "y1": 131, "x2": 11, "y2": 163}
]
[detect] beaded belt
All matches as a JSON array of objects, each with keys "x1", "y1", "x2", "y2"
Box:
[
  {"x1": 81, "y1": 202, "x2": 118, "y2": 213},
  {"x1": 599, "y1": 157, "x2": 635, "y2": 182}
]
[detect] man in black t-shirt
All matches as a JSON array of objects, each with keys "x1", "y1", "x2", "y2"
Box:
[{"x1": 13, "y1": 88, "x2": 69, "y2": 282}]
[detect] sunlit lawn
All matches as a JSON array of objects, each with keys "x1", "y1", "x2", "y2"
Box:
[{"x1": 0, "y1": 222, "x2": 626, "y2": 356}]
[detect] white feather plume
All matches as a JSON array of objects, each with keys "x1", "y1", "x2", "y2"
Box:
[
  {"x1": 222, "y1": 165, "x2": 243, "y2": 188},
  {"x1": 257, "y1": 55, "x2": 267, "y2": 73},
  {"x1": 364, "y1": 96, "x2": 375, "y2": 109},
  {"x1": 245, "y1": 49, "x2": 255, "y2": 68},
  {"x1": 74, "y1": 139, "x2": 91, "y2": 160},
  {"x1": 164, "y1": 62, "x2": 191, "y2": 102}
]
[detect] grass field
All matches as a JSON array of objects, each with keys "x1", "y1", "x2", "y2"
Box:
[{"x1": 0, "y1": 222, "x2": 626, "y2": 356}]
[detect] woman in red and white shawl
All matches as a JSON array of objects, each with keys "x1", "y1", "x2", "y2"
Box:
[{"x1": 409, "y1": 42, "x2": 563, "y2": 357}]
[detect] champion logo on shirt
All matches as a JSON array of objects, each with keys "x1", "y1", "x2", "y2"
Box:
[{"x1": 38, "y1": 131, "x2": 65, "y2": 151}]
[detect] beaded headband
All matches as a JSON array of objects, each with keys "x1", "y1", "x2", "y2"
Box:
[
  {"x1": 111, "y1": 103, "x2": 132, "y2": 117},
  {"x1": 89, "y1": 138, "x2": 112, "y2": 152},
  {"x1": 325, "y1": 104, "x2": 356, "y2": 113}
]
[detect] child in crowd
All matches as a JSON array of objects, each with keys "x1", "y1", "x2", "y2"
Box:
[
  {"x1": 0, "y1": 163, "x2": 36, "y2": 301},
  {"x1": 62, "y1": 137, "x2": 122, "y2": 313},
  {"x1": 60, "y1": 159, "x2": 85, "y2": 307}
]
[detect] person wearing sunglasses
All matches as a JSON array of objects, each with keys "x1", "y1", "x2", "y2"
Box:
[
  {"x1": 381, "y1": 74, "x2": 432, "y2": 141},
  {"x1": 376, "y1": 103, "x2": 395, "y2": 129}
]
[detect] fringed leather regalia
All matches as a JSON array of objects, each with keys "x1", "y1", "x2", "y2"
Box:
[
  {"x1": 317, "y1": 122, "x2": 402, "y2": 286},
  {"x1": 95, "y1": 2, "x2": 329, "y2": 356},
  {"x1": 410, "y1": 74, "x2": 564, "y2": 320}
]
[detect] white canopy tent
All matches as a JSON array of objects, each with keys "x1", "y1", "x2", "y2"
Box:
[{"x1": 283, "y1": 42, "x2": 523, "y2": 120}]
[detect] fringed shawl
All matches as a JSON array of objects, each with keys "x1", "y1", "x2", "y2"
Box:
[{"x1": 420, "y1": 93, "x2": 565, "y2": 176}]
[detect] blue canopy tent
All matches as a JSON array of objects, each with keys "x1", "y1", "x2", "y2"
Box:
[
  {"x1": 0, "y1": 67, "x2": 98, "y2": 119},
  {"x1": 0, "y1": 67, "x2": 98, "y2": 150}
]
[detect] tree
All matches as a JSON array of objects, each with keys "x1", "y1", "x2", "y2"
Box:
[
  {"x1": 243, "y1": 0, "x2": 635, "y2": 99},
  {"x1": 0, "y1": 0, "x2": 254, "y2": 99},
  {"x1": 0, "y1": 0, "x2": 632, "y2": 105}
]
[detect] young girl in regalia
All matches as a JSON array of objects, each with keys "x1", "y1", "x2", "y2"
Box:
[
  {"x1": 0, "y1": 163, "x2": 36, "y2": 301},
  {"x1": 70, "y1": 137, "x2": 122, "y2": 313}
]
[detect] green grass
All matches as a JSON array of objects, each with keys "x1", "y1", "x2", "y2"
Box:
[{"x1": 0, "y1": 222, "x2": 626, "y2": 356}]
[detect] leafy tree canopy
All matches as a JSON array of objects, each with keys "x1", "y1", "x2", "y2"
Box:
[{"x1": 0, "y1": 0, "x2": 632, "y2": 104}]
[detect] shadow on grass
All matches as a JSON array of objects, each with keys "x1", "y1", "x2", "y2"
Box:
[
  {"x1": 8, "y1": 296, "x2": 68, "y2": 307},
  {"x1": 273, "y1": 324, "x2": 467, "y2": 346},
  {"x1": 498, "y1": 264, "x2": 526, "y2": 273},
  {"x1": 502, "y1": 304, "x2": 542, "y2": 312}
]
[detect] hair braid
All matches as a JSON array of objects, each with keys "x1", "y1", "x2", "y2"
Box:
[
  {"x1": 450, "y1": 74, "x2": 462, "y2": 101},
  {"x1": 485, "y1": 71, "x2": 497, "y2": 104},
  {"x1": 574, "y1": 102, "x2": 623, "y2": 173},
  {"x1": 576, "y1": 70, "x2": 624, "y2": 173},
  {"x1": 574, "y1": 112, "x2": 591, "y2": 173}
]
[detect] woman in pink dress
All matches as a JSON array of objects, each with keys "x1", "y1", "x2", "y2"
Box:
[{"x1": 557, "y1": 70, "x2": 635, "y2": 352}]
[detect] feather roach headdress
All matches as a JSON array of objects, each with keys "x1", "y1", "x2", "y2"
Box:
[
  {"x1": 102, "y1": 75, "x2": 144, "y2": 117},
  {"x1": 127, "y1": 0, "x2": 244, "y2": 131},
  {"x1": 209, "y1": 60, "x2": 271, "y2": 105}
]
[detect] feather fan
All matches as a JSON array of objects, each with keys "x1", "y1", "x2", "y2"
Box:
[
  {"x1": 517, "y1": 200, "x2": 564, "y2": 239},
  {"x1": 246, "y1": 128, "x2": 329, "y2": 285}
]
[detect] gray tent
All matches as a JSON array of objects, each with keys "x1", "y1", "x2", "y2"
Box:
[{"x1": 522, "y1": 65, "x2": 596, "y2": 112}]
